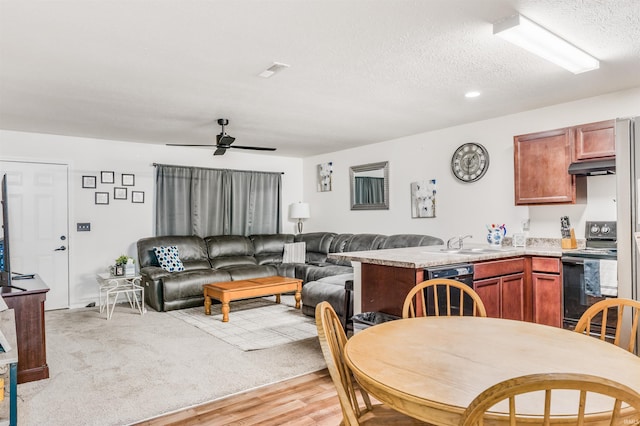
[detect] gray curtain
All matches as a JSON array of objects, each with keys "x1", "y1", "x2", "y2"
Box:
[
  {"x1": 155, "y1": 164, "x2": 281, "y2": 237},
  {"x1": 354, "y1": 176, "x2": 384, "y2": 204}
]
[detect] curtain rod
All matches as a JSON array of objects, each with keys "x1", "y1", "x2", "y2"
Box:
[{"x1": 152, "y1": 163, "x2": 284, "y2": 174}]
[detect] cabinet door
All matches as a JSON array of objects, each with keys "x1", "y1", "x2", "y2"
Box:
[
  {"x1": 473, "y1": 278, "x2": 500, "y2": 318},
  {"x1": 501, "y1": 273, "x2": 525, "y2": 321},
  {"x1": 532, "y1": 272, "x2": 562, "y2": 327},
  {"x1": 514, "y1": 128, "x2": 576, "y2": 205},
  {"x1": 573, "y1": 120, "x2": 615, "y2": 161}
]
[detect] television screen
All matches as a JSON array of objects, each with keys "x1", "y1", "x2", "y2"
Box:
[{"x1": 0, "y1": 174, "x2": 9, "y2": 287}]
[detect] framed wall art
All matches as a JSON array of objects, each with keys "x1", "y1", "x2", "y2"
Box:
[
  {"x1": 101, "y1": 171, "x2": 115, "y2": 184},
  {"x1": 82, "y1": 175, "x2": 96, "y2": 189},
  {"x1": 95, "y1": 192, "x2": 109, "y2": 205},
  {"x1": 131, "y1": 191, "x2": 145, "y2": 203},
  {"x1": 114, "y1": 187, "x2": 128, "y2": 200},
  {"x1": 410, "y1": 179, "x2": 437, "y2": 218},
  {"x1": 317, "y1": 162, "x2": 333, "y2": 192},
  {"x1": 122, "y1": 174, "x2": 135, "y2": 186}
]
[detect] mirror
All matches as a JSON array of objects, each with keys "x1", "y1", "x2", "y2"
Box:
[{"x1": 350, "y1": 161, "x2": 389, "y2": 210}]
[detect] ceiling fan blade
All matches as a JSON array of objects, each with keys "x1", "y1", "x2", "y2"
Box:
[
  {"x1": 166, "y1": 143, "x2": 214, "y2": 147},
  {"x1": 230, "y1": 145, "x2": 277, "y2": 151},
  {"x1": 217, "y1": 134, "x2": 235, "y2": 145},
  {"x1": 213, "y1": 147, "x2": 227, "y2": 156}
]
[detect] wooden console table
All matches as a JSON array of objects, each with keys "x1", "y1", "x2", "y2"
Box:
[{"x1": 1, "y1": 275, "x2": 49, "y2": 384}]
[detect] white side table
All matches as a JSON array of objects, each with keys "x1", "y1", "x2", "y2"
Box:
[{"x1": 96, "y1": 273, "x2": 146, "y2": 320}]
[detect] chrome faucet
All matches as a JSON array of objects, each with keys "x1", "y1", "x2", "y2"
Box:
[{"x1": 447, "y1": 234, "x2": 473, "y2": 249}]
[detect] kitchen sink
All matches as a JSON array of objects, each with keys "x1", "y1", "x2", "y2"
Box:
[{"x1": 439, "y1": 247, "x2": 503, "y2": 254}]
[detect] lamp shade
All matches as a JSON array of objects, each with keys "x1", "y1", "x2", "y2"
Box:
[{"x1": 289, "y1": 202, "x2": 310, "y2": 219}]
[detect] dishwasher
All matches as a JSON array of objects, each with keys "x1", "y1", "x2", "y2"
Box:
[{"x1": 423, "y1": 263, "x2": 474, "y2": 316}]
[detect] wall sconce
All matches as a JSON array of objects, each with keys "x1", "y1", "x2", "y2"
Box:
[
  {"x1": 289, "y1": 202, "x2": 310, "y2": 234},
  {"x1": 493, "y1": 14, "x2": 599, "y2": 74}
]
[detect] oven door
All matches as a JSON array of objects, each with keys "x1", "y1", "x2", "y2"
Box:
[{"x1": 562, "y1": 256, "x2": 617, "y2": 336}]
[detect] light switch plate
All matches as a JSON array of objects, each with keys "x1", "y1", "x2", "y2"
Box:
[{"x1": 77, "y1": 223, "x2": 91, "y2": 232}]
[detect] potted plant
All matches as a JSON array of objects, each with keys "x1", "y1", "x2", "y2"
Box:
[{"x1": 113, "y1": 255, "x2": 134, "y2": 276}]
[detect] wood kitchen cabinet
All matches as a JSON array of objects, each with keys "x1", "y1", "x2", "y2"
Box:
[
  {"x1": 514, "y1": 128, "x2": 582, "y2": 205},
  {"x1": 573, "y1": 120, "x2": 615, "y2": 161},
  {"x1": 473, "y1": 258, "x2": 525, "y2": 321},
  {"x1": 530, "y1": 257, "x2": 562, "y2": 327}
]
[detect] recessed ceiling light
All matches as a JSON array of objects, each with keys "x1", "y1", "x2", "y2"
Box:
[
  {"x1": 465, "y1": 91, "x2": 481, "y2": 98},
  {"x1": 258, "y1": 62, "x2": 290, "y2": 78}
]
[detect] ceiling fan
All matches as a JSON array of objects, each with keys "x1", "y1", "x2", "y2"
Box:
[{"x1": 167, "y1": 119, "x2": 276, "y2": 156}]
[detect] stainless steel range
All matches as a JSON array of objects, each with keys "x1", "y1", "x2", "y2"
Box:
[{"x1": 561, "y1": 221, "x2": 618, "y2": 335}]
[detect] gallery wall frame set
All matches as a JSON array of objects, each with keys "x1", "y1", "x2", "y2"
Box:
[{"x1": 82, "y1": 171, "x2": 144, "y2": 204}]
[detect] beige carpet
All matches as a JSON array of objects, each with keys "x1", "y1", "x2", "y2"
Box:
[
  {"x1": 168, "y1": 296, "x2": 317, "y2": 351},
  {"x1": 17, "y1": 298, "x2": 326, "y2": 426}
]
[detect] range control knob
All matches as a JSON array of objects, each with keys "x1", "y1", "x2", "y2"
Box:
[
  {"x1": 601, "y1": 224, "x2": 611, "y2": 234},
  {"x1": 590, "y1": 224, "x2": 600, "y2": 235}
]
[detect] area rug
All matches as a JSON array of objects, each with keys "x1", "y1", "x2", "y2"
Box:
[
  {"x1": 167, "y1": 295, "x2": 318, "y2": 351},
  {"x1": 18, "y1": 302, "x2": 326, "y2": 426}
]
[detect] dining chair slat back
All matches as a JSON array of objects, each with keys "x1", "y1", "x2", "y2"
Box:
[
  {"x1": 402, "y1": 278, "x2": 487, "y2": 319},
  {"x1": 315, "y1": 302, "x2": 429, "y2": 425},
  {"x1": 574, "y1": 298, "x2": 640, "y2": 353},
  {"x1": 460, "y1": 373, "x2": 640, "y2": 426}
]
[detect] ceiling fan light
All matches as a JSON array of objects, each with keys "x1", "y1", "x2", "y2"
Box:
[{"x1": 493, "y1": 14, "x2": 599, "y2": 74}]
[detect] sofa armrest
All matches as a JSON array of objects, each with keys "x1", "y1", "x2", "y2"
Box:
[{"x1": 140, "y1": 266, "x2": 170, "y2": 280}]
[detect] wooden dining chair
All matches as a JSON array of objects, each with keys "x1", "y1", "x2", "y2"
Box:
[
  {"x1": 460, "y1": 372, "x2": 640, "y2": 426},
  {"x1": 574, "y1": 298, "x2": 640, "y2": 353},
  {"x1": 315, "y1": 302, "x2": 430, "y2": 425},
  {"x1": 402, "y1": 278, "x2": 487, "y2": 319}
]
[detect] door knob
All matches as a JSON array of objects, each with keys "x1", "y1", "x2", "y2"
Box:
[{"x1": 54, "y1": 246, "x2": 67, "y2": 251}]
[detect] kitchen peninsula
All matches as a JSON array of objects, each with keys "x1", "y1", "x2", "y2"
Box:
[{"x1": 330, "y1": 242, "x2": 564, "y2": 326}]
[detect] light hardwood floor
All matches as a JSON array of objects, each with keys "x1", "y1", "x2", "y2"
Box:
[{"x1": 133, "y1": 369, "x2": 345, "y2": 425}]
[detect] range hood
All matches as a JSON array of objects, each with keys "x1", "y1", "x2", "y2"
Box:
[{"x1": 568, "y1": 158, "x2": 616, "y2": 176}]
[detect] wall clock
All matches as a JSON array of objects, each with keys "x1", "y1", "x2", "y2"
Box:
[{"x1": 451, "y1": 143, "x2": 490, "y2": 182}]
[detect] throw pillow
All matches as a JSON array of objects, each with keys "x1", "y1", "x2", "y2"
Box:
[
  {"x1": 153, "y1": 246, "x2": 185, "y2": 272},
  {"x1": 283, "y1": 242, "x2": 306, "y2": 263}
]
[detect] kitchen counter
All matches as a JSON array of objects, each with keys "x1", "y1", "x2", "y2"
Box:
[{"x1": 329, "y1": 243, "x2": 563, "y2": 269}]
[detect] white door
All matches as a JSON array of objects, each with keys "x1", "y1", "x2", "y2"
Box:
[{"x1": 0, "y1": 161, "x2": 69, "y2": 310}]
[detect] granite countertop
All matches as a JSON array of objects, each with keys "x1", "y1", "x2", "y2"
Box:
[{"x1": 329, "y1": 240, "x2": 564, "y2": 269}]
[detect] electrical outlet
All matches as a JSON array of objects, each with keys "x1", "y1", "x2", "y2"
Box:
[
  {"x1": 77, "y1": 223, "x2": 91, "y2": 232},
  {"x1": 521, "y1": 219, "x2": 530, "y2": 232}
]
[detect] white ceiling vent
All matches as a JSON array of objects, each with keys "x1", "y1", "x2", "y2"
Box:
[{"x1": 258, "y1": 62, "x2": 290, "y2": 78}]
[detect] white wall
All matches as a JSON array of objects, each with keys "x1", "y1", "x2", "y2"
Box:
[
  {"x1": 302, "y1": 87, "x2": 640, "y2": 243},
  {"x1": 0, "y1": 131, "x2": 303, "y2": 307}
]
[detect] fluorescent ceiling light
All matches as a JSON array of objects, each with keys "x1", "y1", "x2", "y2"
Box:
[
  {"x1": 493, "y1": 14, "x2": 599, "y2": 74},
  {"x1": 465, "y1": 91, "x2": 481, "y2": 98}
]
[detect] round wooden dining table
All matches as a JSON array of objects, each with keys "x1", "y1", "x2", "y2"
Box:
[{"x1": 344, "y1": 316, "x2": 640, "y2": 426}]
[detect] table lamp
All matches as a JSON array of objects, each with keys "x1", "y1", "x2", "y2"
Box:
[{"x1": 289, "y1": 202, "x2": 310, "y2": 234}]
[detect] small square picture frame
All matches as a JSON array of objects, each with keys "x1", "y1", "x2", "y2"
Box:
[
  {"x1": 95, "y1": 192, "x2": 109, "y2": 205},
  {"x1": 122, "y1": 174, "x2": 135, "y2": 186},
  {"x1": 82, "y1": 175, "x2": 96, "y2": 189},
  {"x1": 131, "y1": 191, "x2": 145, "y2": 203},
  {"x1": 114, "y1": 187, "x2": 128, "y2": 200},
  {"x1": 101, "y1": 171, "x2": 115, "y2": 184}
]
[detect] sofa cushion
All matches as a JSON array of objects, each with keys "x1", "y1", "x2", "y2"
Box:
[
  {"x1": 300, "y1": 264, "x2": 354, "y2": 282},
  {"x1": 225, "y1": 265, "x2": 278, "y2": 281},
  {"x1": 250, "y1": 234, "x2": 295, "y2": 265},
  {"x1": 302, "y1": 280, "x2": 349, "y2": 318},
  {"x1": 162, "y1": 269, "x2": 232, "y2": 302},
  {"x1": 137, "y1": 235, "x2": 209, "y2": 269},
  {"x1": 294, "y1": 232, "x2": 336, "y2": 264},
  {"x1": 380, "y1": 234, "x2": 444, "y2": 249},
  {"x1": 328, "y1": 233, "x2": 387, "y2": 266},
  {"x1": 153, "y1": 246, "x2": 185, "y2": 272},
  {"x1": 205, "y1": 235, "x2": 258, "y2": 269}
]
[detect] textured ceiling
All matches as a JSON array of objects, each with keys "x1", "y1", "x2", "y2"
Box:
[{"x1": 1, "y1": 0, "x2": 639, "y2": 158}]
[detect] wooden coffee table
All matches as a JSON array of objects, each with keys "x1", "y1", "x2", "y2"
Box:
[{"x1": 203, "y1": 276, "x2": 302, "y2": 322}]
